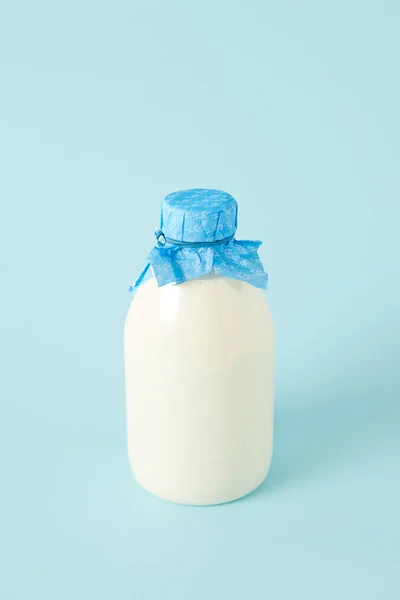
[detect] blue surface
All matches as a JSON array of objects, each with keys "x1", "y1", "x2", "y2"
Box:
[{"x1": 1, "y1": 1, "x2": 399, "y2": 598}]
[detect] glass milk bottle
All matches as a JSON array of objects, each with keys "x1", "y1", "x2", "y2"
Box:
[{"x1": 124, "y1": 189, "x2": 274, "y2": 505}]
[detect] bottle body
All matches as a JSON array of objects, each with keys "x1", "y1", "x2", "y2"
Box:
[{"x1": 124, "y1": 273, "x2": 274, "y2": 505}]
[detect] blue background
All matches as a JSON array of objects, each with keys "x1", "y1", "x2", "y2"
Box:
[{"x1": 1, "y1": 1, "x2": 399, "y2": 598}]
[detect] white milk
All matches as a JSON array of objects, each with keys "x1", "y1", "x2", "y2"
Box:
[{"x1": 124, "y1": 272, "x2": 274, "y2": 505}]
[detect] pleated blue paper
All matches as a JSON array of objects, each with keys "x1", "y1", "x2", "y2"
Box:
[{"x1": 130, "y1": 189, "x2": 268, "y2": 291}]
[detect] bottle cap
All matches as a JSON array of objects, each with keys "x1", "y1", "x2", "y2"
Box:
[{"x1": 160, "y1": 189, "x2": 238, "y2": 244}]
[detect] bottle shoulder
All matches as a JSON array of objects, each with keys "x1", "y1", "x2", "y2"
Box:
[
  {"x1": 125, "y1": 276, "x2": 273, "y2": 333},
  {"x1": 129, "y1": 276, "x2": 270, "y2": 307}
]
